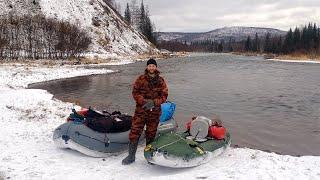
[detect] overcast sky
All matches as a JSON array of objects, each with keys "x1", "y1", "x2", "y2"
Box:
[{"x1": 117, "y1": 0, "x2": 320, "y2": 32}]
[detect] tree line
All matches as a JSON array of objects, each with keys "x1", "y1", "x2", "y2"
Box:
[
  {"x1": 0, "y1": 14, "x2": 91, "y2": 60},
  {"x1": 101, "y1": 0, "x2": 157, "y2": 45},
  {"x1": 158, "y1": 22, "x2": 320, "y2": 56},
  {"x1": 123, "y1": 0, "x2": 157, "y2": 45}
]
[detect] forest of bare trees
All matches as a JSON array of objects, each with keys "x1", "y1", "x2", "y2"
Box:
[{"x1": 0, "y1": 14, "x2": 91, "y2": 60}]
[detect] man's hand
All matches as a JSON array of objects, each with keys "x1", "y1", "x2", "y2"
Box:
[{"x1": 142, "y1": 99, "x2": 155, "y2": 110}]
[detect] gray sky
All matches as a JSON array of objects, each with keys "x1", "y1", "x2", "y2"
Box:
[{"x1": 117, "y1": 0, "x2": 320, "y2": 32}]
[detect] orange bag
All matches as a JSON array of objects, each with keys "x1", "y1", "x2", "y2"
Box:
[{"x1": 208, "y1": 125, "x2": 226, "y2": 140}]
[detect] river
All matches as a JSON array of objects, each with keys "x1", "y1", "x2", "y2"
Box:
[{"x1": 29, "y1": 53, "x2": 320, "y2": 156}]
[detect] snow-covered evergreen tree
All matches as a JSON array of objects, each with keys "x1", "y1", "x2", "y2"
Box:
[{"x1": 124, "y1": 3, "x2": 131, "y2": 24}]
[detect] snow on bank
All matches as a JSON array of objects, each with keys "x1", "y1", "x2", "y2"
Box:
[
  {"x1": 81, "y1": 59, "x2": 136, "y2": 67},
  {"x1": 0, "y1": 64, "x2": 113, "y2": 89},
  {"x1": 0, "y1": 64, "x2": 320, "y2": 180},
  {"x1": 268, "y1": 59, "x2": 320, "y2": 64}
]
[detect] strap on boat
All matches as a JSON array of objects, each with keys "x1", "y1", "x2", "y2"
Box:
[{"x1": 156, "y1": 133, "x2": 205, "y2": 155}]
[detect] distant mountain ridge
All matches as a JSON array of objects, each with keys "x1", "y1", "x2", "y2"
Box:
[{"x1": 156, "y1": 26, "x2": 286, "y2": 43}]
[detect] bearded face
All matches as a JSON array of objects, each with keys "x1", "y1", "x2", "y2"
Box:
[{"x1": 147, "y1": 64, "x2": 157, "y2": 74}]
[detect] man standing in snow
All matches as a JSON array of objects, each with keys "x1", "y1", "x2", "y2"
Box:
[{"x1": 122, "y1": 58, "x2": 168, "y2": 165}]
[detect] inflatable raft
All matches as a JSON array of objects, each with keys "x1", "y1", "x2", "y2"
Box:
[
  {"x1": 53, "y1": 119, "x2": 177, "y2": 157},
  {"x1": 53, "y1": 103, "x2": 177, "y2": 157},
  {"x1": 144, "y1": 116, "x2": 231, "y2": 168}
]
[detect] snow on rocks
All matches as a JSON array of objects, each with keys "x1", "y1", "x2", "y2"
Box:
[{"x1": 0, "y1": 63, "x2": 320, "y2": 180}]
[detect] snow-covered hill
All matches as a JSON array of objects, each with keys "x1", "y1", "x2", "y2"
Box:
[
  {"x1": 0, "y1": 0, "x2": 158, "y2": 58},
  {"x1": 157, "y1": 26, "x2": 286, "y2": 43}
]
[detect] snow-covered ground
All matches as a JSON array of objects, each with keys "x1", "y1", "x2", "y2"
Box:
[
  {"x1": 268, "y1": 59, "x2": 320, "y2": 64},
  {"x1": 0, "y1": 64, "x2": 113, "y2": 89},
  {"x1": 0, "y1": 63, "x2": 320, "y2": 180}
]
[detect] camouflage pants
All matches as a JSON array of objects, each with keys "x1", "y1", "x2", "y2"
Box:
[{"x1": 129, "y1": 109, "x2": 160, "y2": 143}]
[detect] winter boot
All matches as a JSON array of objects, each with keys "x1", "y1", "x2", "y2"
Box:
[
  {"x1": 145, "y1": 138, "x2": 155, "y2": 165},
  {"x1": 146, "y1": 138, "x2": 154, "y2": 146},
  {"x1": 122, "y1": 141, "x2": 138, "y2": 165}
]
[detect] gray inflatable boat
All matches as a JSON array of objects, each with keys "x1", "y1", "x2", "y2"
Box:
[{"x1": 53, "y1": 118, "x2": 177, "y2": 157}]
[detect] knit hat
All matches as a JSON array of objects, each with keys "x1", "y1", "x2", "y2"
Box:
[{"x1": 146, "y1": 58, "x2": 157, "y2": 67}]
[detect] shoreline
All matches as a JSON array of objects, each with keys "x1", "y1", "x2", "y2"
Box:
[
  {"x1": 0, "y1": 64, "x2": 114, "y2": 89},
  {"x1": 231, "y1": 52, "x2": 320, "y2": 63},
  {"x1": 0, "y1": 51, "x2": 190, "y2": 66},
  {"x1": 2, "y1": 51, "x2": 319, "y2": 66},
  {"x1": 267, "y1": 58, "x2": 320, "y2": 64}
]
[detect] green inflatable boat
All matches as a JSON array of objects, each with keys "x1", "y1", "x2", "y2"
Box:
[
  {"x1": 144, "y1": 131, "x2": 231, "y2": 168},
  {"x1": 144, "y1": 115, "x2": 231, "y2": 168}
]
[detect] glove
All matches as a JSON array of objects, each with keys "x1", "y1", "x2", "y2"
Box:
[{"x1": 142, "y1": 99, "x2": 155, "y2": 110}]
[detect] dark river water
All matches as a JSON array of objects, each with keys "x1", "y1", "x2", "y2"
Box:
[{"x1": 29, "y1": 53, "x2": 320, "y2": 156}]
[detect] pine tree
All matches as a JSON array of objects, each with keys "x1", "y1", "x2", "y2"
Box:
[
  {"x1": 283, "y1": 28, "x2": 294, "y2": 53},
  {"x1": 245, "y1": 36, "x2": 251, "y2": 51},
  {"x1": 228, "y1": 37, "x2": 233, "y2": 52},
  {"x1": 277, "y1": 36, "x2": 283, "y2": 53},
  {"x1": 253, "y1": 33, "x2": 260, "y2": 52},
  {"x1": 144, "y1": 11, "x2": 157, "y2": 45},
  {"x1": 264, "y1": 33, "x2": 272, "y2": 53},
  {"x1": 134, "y1": 1, "x2": 157, "y2": 45},
  {"x1": 138, "y1": 0, "x2": 146, "y2": 34},
  {"x1": 301, "y1": 25, "x2": 308, "y2": 50},
  {"x1": 217, "y1": 42, "x2": 223, "y2": 52},
  {"x1": 306, "y1": 23, "x2": 313, "y2": 50},
  {"x1": 129, "y1": 0, "x2": 140, "y2": 29},
  {"x1": 293, "y1": 27, "x2": 301, "y2": 51},
  {"x1": 312, "y1": 23, "x2": 318, "y2": 50},
  {"x1": 124, "y1": 3, "x2": 131, "y2": 24}
]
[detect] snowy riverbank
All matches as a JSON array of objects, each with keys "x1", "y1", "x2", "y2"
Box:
[
  {"x1": 268, "y1": 58, "x2": 320, "y2": 64},
  {"x1": 0, "y1": 63, "x2": 319, "y2": 180}
]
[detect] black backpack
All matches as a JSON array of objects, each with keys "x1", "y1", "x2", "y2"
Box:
[{"x1": 85, "y1": 108, "x2": 132, "y2": 133}]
